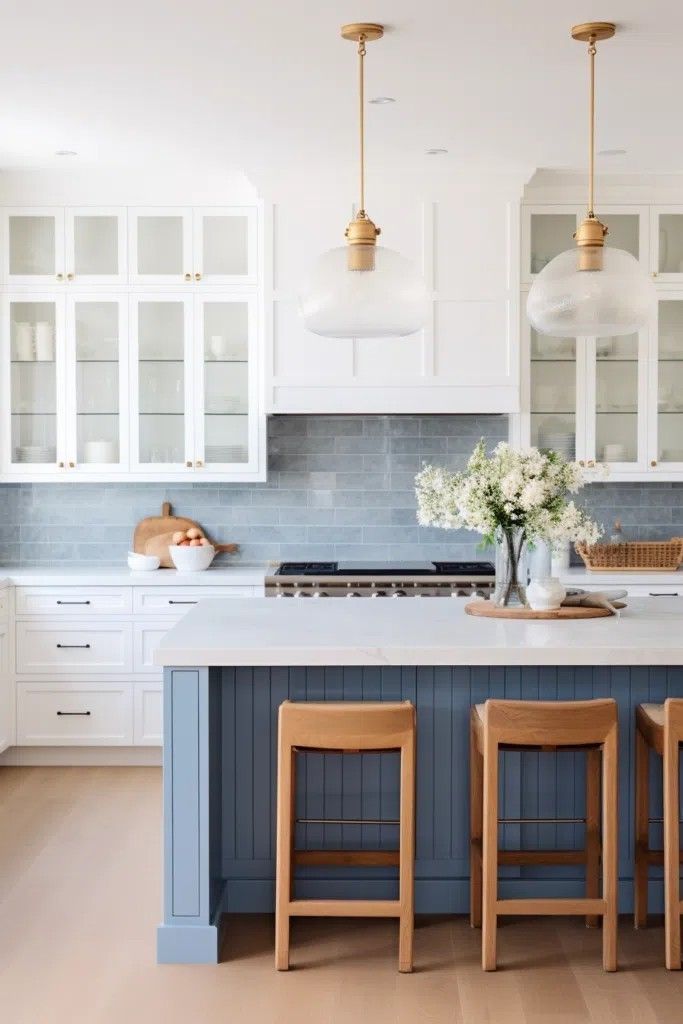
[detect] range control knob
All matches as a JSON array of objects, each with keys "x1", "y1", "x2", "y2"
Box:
[
  {"x1": 294, "y1": 590, "x2": 311, "y2": 597},
  {"x1": 345, "y1": 591, "x2": 361, "y2": 598},
  {"x1": 276, "y1": 592, "x2": 293, "y2": 598},
  {"x1": 370, "y1": 590, "x2": 386, "y2": 598},
  {"x1": 312, "y1": 590, "x2": 328, "y2": 598},
  {"x1": 391, "y1": 590, "x2": 407, "y2": 597}
]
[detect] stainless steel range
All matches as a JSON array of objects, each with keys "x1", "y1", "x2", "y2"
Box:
[{"x1": 265, "y1": 561, "x2": 495, "y2": 598}]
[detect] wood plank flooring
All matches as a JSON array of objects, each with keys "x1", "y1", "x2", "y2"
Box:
[{"x1": 1, "y1": 766, "x2": 682, "y2": 1024}]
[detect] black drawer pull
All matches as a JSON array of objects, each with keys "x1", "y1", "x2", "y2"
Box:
[
  {"x1": 57, "y1": 710, "x2": 91, "y2": 716},
  {"x1": 56, "y1": 600, "x2": 91, "y2": 605},
  {"x1": 56, "y1": 643, "x2": 91, "y2": 649},
  {"x1": 168, "y1": 600, "x2": 198, "y2": 605},
  {"x1": 649, "y1": 592, "x2": 679, "y2": 597}
]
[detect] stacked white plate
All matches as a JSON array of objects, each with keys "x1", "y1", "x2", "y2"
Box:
[
  {"x1": 15, "y1": 445, "x2": 56, "y2": 463},
  {"x1": 537, "y1": 431, "x2": 575, "y2": 461},
  {"x1": 205, "y1": 445, "x2": 248, "y2": 463}
]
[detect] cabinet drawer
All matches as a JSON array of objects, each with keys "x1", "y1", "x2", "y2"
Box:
[
  {"x1": 16, "y1": 622, "x2": 133, "y2": 674},
  {"x1": 134, "y1": 681, "x2": 162, "y2": 745},
  {"x1": 16, "y1": 586, "x2": 132, "y2": 616},
  {"x1": 134, "y1": 622, "x2": 169, "y2": 672},
  {"x1": 17, "y1": 682, "x2": 132, "y2": 745},
  {"x1": 133, "y1": 587, "x2": 255, "y2": 616}
]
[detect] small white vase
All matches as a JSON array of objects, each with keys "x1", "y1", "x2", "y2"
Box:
[{"x1": 527, "y1": 576, "x2": 566, "y2": 612}]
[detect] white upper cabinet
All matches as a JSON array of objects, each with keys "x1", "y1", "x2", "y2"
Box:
[
  {"x1": 129, "y1": 208, "x2": 193, "y2": 285},
  {"x1": 66, "y1": 208, "x2": 127, "y2": 284},
  {"x1": 193, "y1": 207, "x2": 257, "y2": 285}
]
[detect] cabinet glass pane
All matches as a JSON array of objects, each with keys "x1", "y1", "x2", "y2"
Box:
[
  {"x1": 9, "y1": 216, "x2": 55, "y2": 276},
  {"x1": 658, "y1": 300, "x2": 683, "y2": 462},
  {"x1": 530, "y1": 328, "x2": 576, "y2": 459},
  {"x1": 604, "y1": 215, "x2": 639, "y2": 260},
  {"x1": 595, "y1": 334, "x2": 638, "y2": 463},
  {"x1": 75, "y1": 302, "x2": 120, "y2": 464},
  {"x1": 203, "y1": 302, "x2": 248, "y2": 463},
  {"x1": 136, "y1": 216, "x2": 183, "y2": 275},
  {"x1": 10, "y1": 301, "x2": 57, "y2": 464},
  {"x1": 138, "y1": 302, "x2": 185, "y2": 463},
  {"x1": 529, "y1": 214, "x2": 575, "y2": 275},
  {"x1": 201, "y1": 215, "x2": 248, "y2": 276},
  {"x1": 658, "y1": 215, "x2": 683, "y2": 274},
  {"x1": 74, "y1": 216, "x2": 118, "y2": 276}
]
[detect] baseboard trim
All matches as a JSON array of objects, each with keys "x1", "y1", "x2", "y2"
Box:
[{"x1": 0, "y1": 745, "x2": 162, "y2": 766}]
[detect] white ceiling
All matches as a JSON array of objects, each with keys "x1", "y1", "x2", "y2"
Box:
[{"x1": 2, "y1": 1, "x2": 683, "y2": 192}]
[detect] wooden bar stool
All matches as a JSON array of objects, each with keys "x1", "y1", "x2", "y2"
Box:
[
  {"x1": 275, "y1": 699, "x2": 416, "y2": 972},
  {"x1": 634, "y1": 699, "x2": 683, "y2": 969},
  {"x1": 470, "y1": 698, "x2": 619, "y2": 972}
]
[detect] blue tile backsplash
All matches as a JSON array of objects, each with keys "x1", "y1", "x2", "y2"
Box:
[{"x1": 0, "y1": 414, "x2": 680, "y2": 566}]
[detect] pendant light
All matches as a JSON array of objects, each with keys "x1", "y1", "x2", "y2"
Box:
[
  {"x1": 299, "y1": 23, "x2": 429, "y2": 338},
  {"x1": 527, "y1": 22, "x2": 654, "y2": 338}
]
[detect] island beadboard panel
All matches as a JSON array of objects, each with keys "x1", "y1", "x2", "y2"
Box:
[{"x1": 170, "y1": 664, "x2": 683, "y2": 920}]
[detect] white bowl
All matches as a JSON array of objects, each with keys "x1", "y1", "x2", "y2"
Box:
[
  {"x1": 127, "y1": 551, "x2": 161, "y2": 571},
  {"x1": 169, "y1": 544, "x2": 216, "y2": 572}
]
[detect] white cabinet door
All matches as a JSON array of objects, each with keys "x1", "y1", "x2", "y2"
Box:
[
  {"x1": 192, "y1": 294, "x2": 261, "y2": 476},
  {"x1": 2, "y1": 208, "x2": 66, "y2": 286},
  {"x1": 129, "y1": 293, "x2": 194, "y2": 474},
  {"x1": 0, "y1": 626, "x2": 11, "y2": 754},
  {"x1": 65, "y1": 293, "x2": 130, "y2": 475},
  {"x1": 583, "y1": 330, "x2": 649, "y2": 473},
  {"x1": 128, "y1": 207, "x2": 193, "y2": 285},
  {"x1": 648, "y1": 295, "x2": 683, "y2": 473},
  {"x1": 192, "y1": 207, "x2": 257, "y2": 285},
  {"x1": 65, "y1": 207, "x2": 127, "y2": 285},
  {"x1": 1, "y1": 292, "x2": 68, "y2": 476},
  {"x1": 651, "y1": 206, "x2": 683, "y2": 283}
]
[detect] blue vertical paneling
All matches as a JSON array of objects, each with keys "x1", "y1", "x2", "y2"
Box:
[{"x1": 234, "y1": 668, "x2": 254, "y2": 861}]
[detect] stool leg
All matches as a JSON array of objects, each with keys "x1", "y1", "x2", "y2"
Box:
[
  {"x1": 601, "y1": 729, "x2": 618, "y2": 972},
  {"x1": 481, "y1": 730, "x2": 499, "y2": 971},
  {"x1": 470, "y1": 714, "x2": 483, "y2": 928},
  {"x1": 663, "y1": 727, "x2": 681, "y2": 970},
  {"x1": 634, "y1": 725, "x2": 650, "y2": 929},
  {"x1": 275, "y1": 742, "x2": 295, "y2": 971},
  {"x1": 585, "y1": 747, "x2": 601, "y2": 928},
  {"x1": 398, "y1": 734, "x2": 416, "y2": 973}
]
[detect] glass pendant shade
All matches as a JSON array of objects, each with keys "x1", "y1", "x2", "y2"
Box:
[
  {"x1": 526, "y1": 245, "x2": 655, "y2": 338},
  {"x1": 299, "y1": 244, "x2": 429, "y2": 338}
]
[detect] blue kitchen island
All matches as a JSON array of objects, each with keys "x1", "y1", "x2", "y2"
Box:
[{"x1": 154, "y1": 596, "x2": 683, "y2": 963}]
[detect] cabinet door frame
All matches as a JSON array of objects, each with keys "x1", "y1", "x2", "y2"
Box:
[
  {"x1": 192, "y1": 292, "x2": 261, "y2": 476},
  {"x1": 192, "y1": 206, "x2": 258, "y2": 286},
  {"x1": 650, "y1": 205, "x2": 683, "y2": 283},
  {"x1": 2, "y1": 207, "x2": 66, "y2": 286},
  {"x1": 128, "y1": 207, "x2": 193, "y2": 285},
  {"x1": 129, "y1": 291, "x2": 195, "y2": 476},
  {"x1": 0, "y1": 624, "x2": 11, "y2": 754},
  {"x1": 1, "y1": 291, "x2": 68, "y2": 477},
  {"x1": 520, "y1": 204, "x2": 582, "y2": 286},
  {"x1": 65, "y1": 206, "x2": 128, "y2": 285},
  {"x1": 647, "y1": 290, "x2": 683, "y2": 474},
  {"x1": 64, "y1": 291, "x2": 130, "y2": 476}
]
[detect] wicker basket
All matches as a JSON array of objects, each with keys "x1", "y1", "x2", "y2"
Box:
[{"x1": 575, "y1": 539, "x2": 683, "y2": 572}]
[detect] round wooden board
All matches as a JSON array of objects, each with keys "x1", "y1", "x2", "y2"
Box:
[{"x1": 465, "y1": 600, "x2": 613, "y2": 620}]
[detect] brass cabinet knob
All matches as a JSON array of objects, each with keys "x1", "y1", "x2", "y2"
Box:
[
  {"x1": 68, "y1": 461, "x2": 75, "y2": 468},
  {"x1": 66, "y1": 272, "x2": 74, "y2": 281},
  {"x1": 578, "y1": 460, "x2": 585, "y2": 467},
  {"x1": 587, "y1": 459, "x2": 596, "y2": 468},
  {"x1": 195, "y1": 460, "x2": 203, "y2": 468},
  {"x1": 186, "y1": 460, "x2": 192, "y2": 468},
  {"x1": 57, "y1": 461, "x2": 65, "y2": 468},
  {"x1": 194, "y1": 272, "x2": 202, "y2": 281},
  {"x1": 56, "y1": 273, "x2": 64, "y2": 281},
  {"x1": 651, "y1": 459, "x2": 658, "y2": 467},
  {"x1": 652, "y1": 271, "x2": 658, "y2": 278},
  {"x1": 184, "y1": 273, "x2": 192, "y2": 282}
]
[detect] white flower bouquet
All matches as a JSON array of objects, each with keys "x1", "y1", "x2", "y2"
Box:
[{"x1": 415, "y1": 440, "x2": 601, "y2": 606}]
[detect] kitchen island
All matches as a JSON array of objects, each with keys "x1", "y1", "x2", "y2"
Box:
[{"x1": 155, "y1": 596, "x2": 683, "y2": 963}]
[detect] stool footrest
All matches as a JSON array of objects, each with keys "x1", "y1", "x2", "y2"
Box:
[
  {"x1": 293, "y1": 849, "x2": 399, "y2": 867},
  {"x1": 471, "y1": 839, "x2": 589, "y2": 866},
  {"x1": 496, "y1": 897, "x2": 606, "y2": 917},
  {"x1": 288, "y1": 899, "x2": 401, "y2": 918}
]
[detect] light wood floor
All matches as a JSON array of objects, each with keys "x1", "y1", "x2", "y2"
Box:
[{"x1": 1, "y1": 767, "x2": 683, "y2": 1024}]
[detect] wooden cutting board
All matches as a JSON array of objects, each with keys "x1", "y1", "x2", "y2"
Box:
[
  {"x1": 133, "y1": 502, "x2": 238, "y2": 566},
  {"x1": 465, "y1": 600, "x2": 614, "y2": 620}
]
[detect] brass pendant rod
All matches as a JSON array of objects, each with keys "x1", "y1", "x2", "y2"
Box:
[
  {"x1": 587, "y1": 35, "x2": 596, "y2": 218},
  {"x1": 358, "y1": 34, "x2": 366, "y2": 215}
]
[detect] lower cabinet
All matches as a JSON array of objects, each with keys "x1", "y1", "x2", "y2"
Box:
[
  {"x1": 16, "y1": 681, "x2": 133, "y2": 745},
  {"x1": 133, "y1": 680, "x2": 162, "y2": 745}
]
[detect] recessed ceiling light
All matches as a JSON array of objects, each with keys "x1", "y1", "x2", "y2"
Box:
[
  {"x1": 425, "y1": 148, "x2": 448, "y2": 156},
  {"x1": 368, "y1": 96, "x2": 395, "y2": 104},
  {"x1": 598, "y1": 148, "x2": 626, "y2": 156},
  {"x1": 55, "y1": 150, "x2": 77, "y2": 157}
]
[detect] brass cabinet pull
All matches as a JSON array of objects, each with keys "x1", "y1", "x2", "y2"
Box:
[
  {"x1": 195, "y1": 460, "x2": 203, "y2": 468},
  {"x1": 57, "y1": 461, "x2": 65, "y2": 468},
  {"x1": 66, "y1": 272, "x2": 74, "y2": 281},
  {"x1": 186, "y1": 460, "x2": 192, "y2": 468},
  {"x1": 587, "y1": 459, "x2": 596, "y2": 468},
  {"x1": 184, "y1": 272, "x2": 192, "y2": 281},
  {"x1": 651, "y1": 459, "x2": 658, "y2": 467},
  {"x1": 56, "y1": 273, "x2": 64, "y2": 281},
  {"x1": 68, "y1": 461, "x2": 75, "y2": 468},
  {"x1": 578, "y1": 460, "x2": 585, "y2": 467},
  {"x1": 194, "y1": 272, "x2": 202, "y2": 281}
]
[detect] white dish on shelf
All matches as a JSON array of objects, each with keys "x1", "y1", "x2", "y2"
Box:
[
  {"x1": 127, "y1": 551, "x2": 161, "y2": 571},
  {"x1": 169, "y1": 544, "x2": 216, "y2": 572}
]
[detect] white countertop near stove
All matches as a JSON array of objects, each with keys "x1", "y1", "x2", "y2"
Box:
[
  {"x1": 561, "y1": 567, "x2": 683, "y2": 588},
  {"x1": 0, "y1": 566, "x2": 267, "y2": 587},
  {"x1": 155, "y1": 595, "x2": 683, "y2": 668}
]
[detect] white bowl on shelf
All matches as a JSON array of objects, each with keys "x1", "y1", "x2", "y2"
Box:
[
  {"x1": 169, "y1": 544, "x2": 216, "y2": 572},
  {"x1": 127, "y1": 551, "x2": 161, "y2": 571}
]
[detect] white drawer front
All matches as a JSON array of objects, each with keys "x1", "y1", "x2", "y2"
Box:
[
  {"x1": 134, "y1": 622, "x2": 169, "y2": 672},
  {"x1": 16, "y1": 586, "x2": 132, "y2": 616},
  {"x1": 133, "y1": 587, "x2": 256, "y2": 616},
  {"x1": 16, "y1": 622, "x2": 133, "y2": 674},
  {"x1": 134, "y1": 681, "x2": 162, "y2": 745},
  {"x1": 17, "y1": 682, "x2": 132, "y2": 745}
]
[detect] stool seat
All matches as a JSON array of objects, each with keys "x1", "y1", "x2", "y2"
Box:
[
  {"x1": 640, "y1": 703, "x2": 665, "y2": 728},
  {"x1": 275, "y1": 700, "x2": 416, "y2": 973}
]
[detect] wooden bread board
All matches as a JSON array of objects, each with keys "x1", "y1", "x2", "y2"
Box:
[
  {"x1": 133, "y1": 502, "x2": 238, "y2": 568},
  {"x1": 465, "y1": 600, "x2": 613, "y2": 620}
]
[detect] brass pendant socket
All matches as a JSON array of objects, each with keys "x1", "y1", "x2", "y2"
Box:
[
  {"x1": 574, "y1": 216, "x2": 608, "y2": 271},
  {"x1": 345, "y1": 212, "x2": 380, "y2": 271}
]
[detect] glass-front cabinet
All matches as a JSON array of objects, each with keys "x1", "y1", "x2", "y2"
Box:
[
  {"x1": 2, "y1": 208, "x2": 127, "y2": 285},
  {"x1": 652, "y1": 297, "x2": 683, "y2": 471}
]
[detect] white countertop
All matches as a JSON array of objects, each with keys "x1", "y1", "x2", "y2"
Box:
[
  {"x1": 0, "y1": 566, "x2": 267, "y2": 587},
  {"x1": 154, "y1": 596, "x2": 683, "y2": 668},
  {"x1": 562, "y1": 567, "x2": 683, "y2": 588}
]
